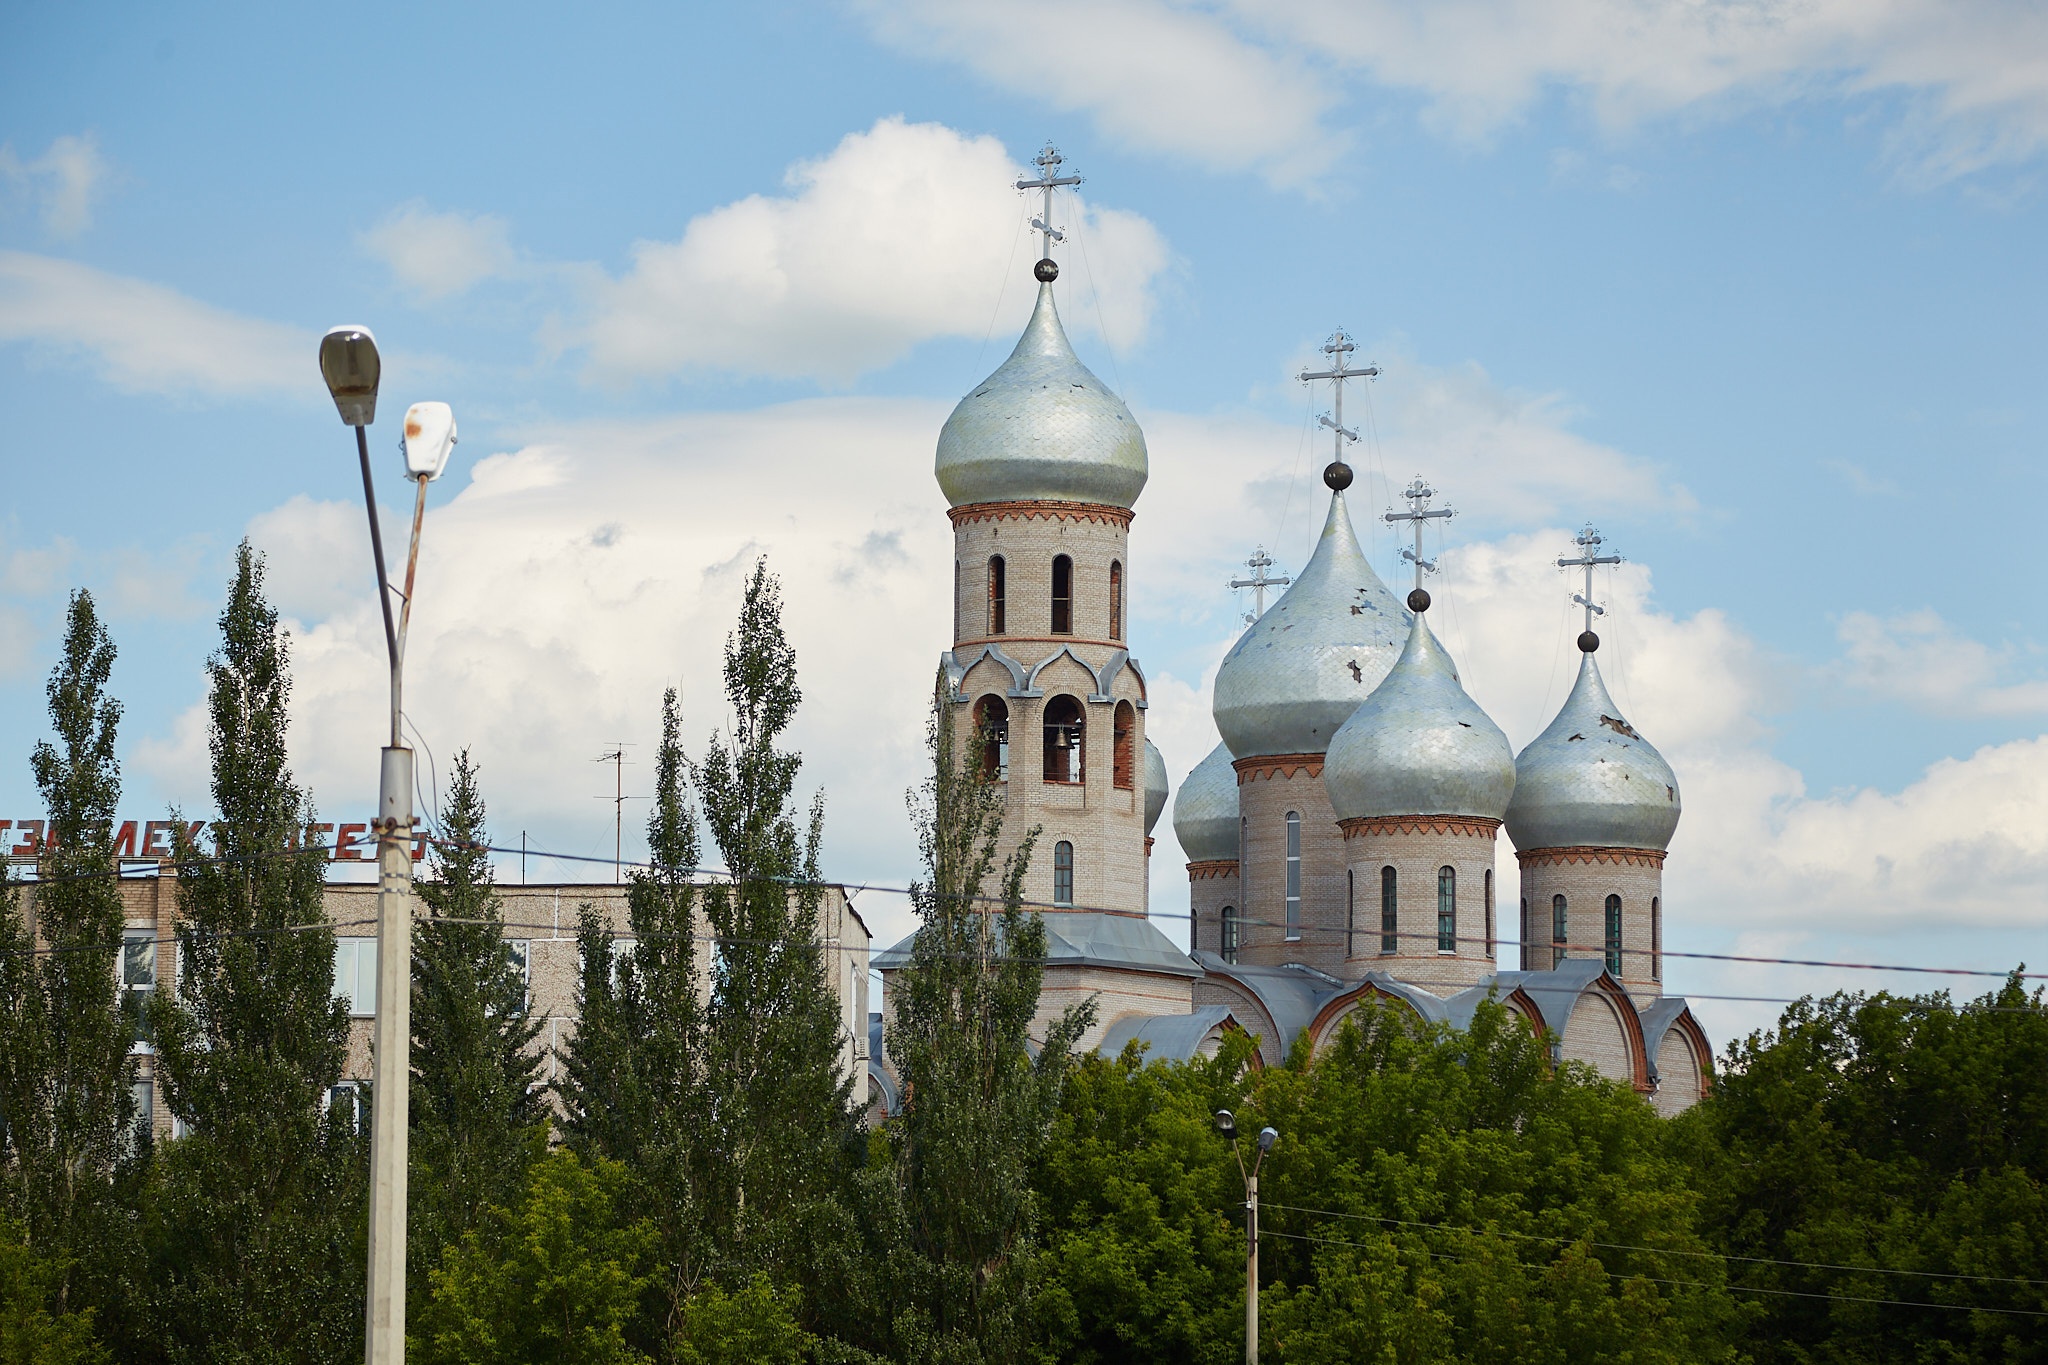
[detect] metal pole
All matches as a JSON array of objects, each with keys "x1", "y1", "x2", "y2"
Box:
[{"x1": 1246, "y1": 1169, "x2": 1259, "y2": 1365}]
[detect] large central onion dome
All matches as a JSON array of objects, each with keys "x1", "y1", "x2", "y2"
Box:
[
  {"x1": 1212, "y1": 493, "x2": 1408, "y2": 759},
  {"x1": 1172, "y1": 741, "x2": 1240, "y2": 862},
  {"x1": 935, "y1": 282, "x2": 1148, "y2": 510},
  {"x1": 1324, "y1": 614, "x2": 1515, "y2": 821},
  {"x1": 1506, "y1": 650, "x2": 1680, "y2": 852}
]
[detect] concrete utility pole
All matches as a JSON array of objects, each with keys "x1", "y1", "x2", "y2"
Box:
[{"x1": 1216, "y1": 1110, "x2": 1279, "y2": 1363}]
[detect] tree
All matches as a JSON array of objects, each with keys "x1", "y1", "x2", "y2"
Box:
[
  {"x1": 865, "y1": 682, "x2": 1090, "y2": 1362},
  {"x1": 409, "y1": 751, "x2": 545, "y2": 1289},
  {"x1": 0, "y1": 592, "x2": 134, "y2": 1322},
  {"x1": 0, "y1": 1212, "x2": 110, "y2": 1365},
  {"x1": 138, "y1": 541, "x2": 363, "y2": 1364},
  {"x1": 690, "y1": 559, "x2": 855, "y2": 1284}
]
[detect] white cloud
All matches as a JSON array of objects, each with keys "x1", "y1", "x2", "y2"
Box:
[
  {"x1": 574, "y1": 116, "x2": 1171, "y2": 383},
  {"x1": 361, "y1": 203, "x2": 518, "y2": 300},
  {"x1": 1833, "y1": 608, "x2": 2048, "y2": 716},
  {"x1": 0, "y1": 251, "x2": 310, "y2": 397},
  {"x1": 0, "y1": 133, "x2": 109, "y2": 238}
]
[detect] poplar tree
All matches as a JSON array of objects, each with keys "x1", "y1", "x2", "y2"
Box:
[
  {"x1": 409, "y1": 750, "x2": 545, "y2": 1286},
  {"x1": 691, "y1": 560, "x2": 853, "y2": 1283},
  {"x1": 0, "y1": 590, "x2": 134, "y2": 1315},
  {"x1": 140, "y1": 540, "x2": 361, "y2": 1364}
]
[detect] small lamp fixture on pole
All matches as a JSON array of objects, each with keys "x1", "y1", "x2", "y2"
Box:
[
  {"x1": 1216, "y1": 1110, "x2": 1279, "y2": 1364},
  {"x1": 320, "y1": 326, "x2": 457, "y2": 1365}
]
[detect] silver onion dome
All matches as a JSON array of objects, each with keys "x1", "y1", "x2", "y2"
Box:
[
  {"x1": 934, "y1": 282, "x2": 1148, "y2": 510},
  {"x1": 1324, "y1": 615, "x2": 1515, "y2": 822},
  {"x1": 1506, "y1": 651, "x2": 1680, "y2": 852},
  {"x1": 1171, "y1": 740, "x2": 1240, "y2": 862},
  {"x1": 1143, "y1": 739, "x2": 1170, "y2": 835},
  {"x1": 1212, "y1": 492, "x2": 1408, "y2": 759}
]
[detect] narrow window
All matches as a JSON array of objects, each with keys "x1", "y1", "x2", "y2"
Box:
[
  {"x1": 1041, "y1": 695, "x2": 1084, "y2": 784},
  {"x1": 1109, "y1": 560, "x2": 1124, "y2": 641},
  {"x1": 954, "y1": 559, "x2": 961, "y2": 640},
  {"x1": 122, "y1": 928, "x2": 156, "y2": 1048},
  {"x1": 1051, "y1": 554, "x2": 1073, "y2": 634},
  {"x1": 1284, "y1": 812, "x2": 1302, "y2": 940},
  {"x1": 1346, "y1": 868, "x2": 1356, "y2": 956},
  {"x1": 125, "y1": 1078, "x2": 154, "y2": 1154},
  {"x1": 974, "y1": 695, "x2": 1010, "y2": 781},
  {"x1": 1652, "y1": 896, "x2": 1662, "y2": 980},
  {"x1": 1437, "y1": 866, "x2": 1456, "y2": 952},
  {"x1": 1380, "y1": 866, "x2": 1398, "y2": 953},
  {"x1": 1484, "y1": 868, "x2": 1495, "y2": 957},
  {"x1": 333, "y1": 937, "x2": 377, "y2": 1017},
  {"x1": 325, "y1": 1082, "x2": 363, "y2": 1134},
  {"x1": 1112, "y1": 701, "x2": 1136, "y2": 789},
  {"x1": 987, "y1": 555, "x2": 1006, "y2": 635},
  {"x1": 1053, "y1": 840, "x2": 1075, "y2": 906},
  {"x1": 1552, "y1": 894, "x2": 1568, "y2": 963},
  {"x1": 1520, "y1": 898, "x2": 1531, "y2": 971},
  {"x1": 1221, "y1": 905, "x2": 1239, "y2": 963},
  {"x1": 508, "y1": 940, "x2": 531, "y2": 1013},
  {"x1": 1605, "y1": 894, "x2": 1623, "y2": 976}
]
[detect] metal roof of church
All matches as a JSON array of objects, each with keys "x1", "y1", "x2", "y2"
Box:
[{"x1": 1505, "y1": 650, "x2": 1681, "y2": 853}]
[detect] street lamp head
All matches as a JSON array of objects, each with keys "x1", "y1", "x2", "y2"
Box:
[
  {"x1": 320, "y1": 326, "x2": 381, "y2": 427},
  {"x1": 1257, "y1": 1126, "x2": 1278, "y2": 1153},
  {"x1": 1213, "y1": 1109, "x2": 1237, "y2": 1140},
  {"x1": 402, "y1": 401, "x2": 458, "y2": 480}
]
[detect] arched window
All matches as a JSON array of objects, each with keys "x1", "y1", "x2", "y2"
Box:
[
  {"x1": 1484, "y1": 868, "x2": 1495, "y2": 956},
  {"x1": 1651, "y1": 896, "x2": 1662, "y2": 980},
  {"x1": 1552, "y1": 894, "x2": 1568, "y2": 962},
  {"x1": 987, "y1": 556, "x2": 1006, "y2": 635},
  {"x1": 1112, "y1": 701, "x2": 1136, "y2": 789},
  {"x1": 1050, "y1": 554, "x2": 1073, "y2": 634},
  {"x1": 973, "y1": 695, "x2": 1010, "y2": 782},
  {"x1": 953, "y1": 559, "x2": 960, "y2": 640},
  {"x1": 1109, "y1": 560, "x2": 1124, "y2": 640},
  {"x1": 1041, "y1": 695, "x2": 1084, "y2": 784},
  {"x1": 1221, "y1": 905, "x2": 1239, "y2": 963},
  {"x1": 1284, "y1": 812, "x2": 1302, "y2": 941},
  {"x1": 1520, "y1": 898, "x2": 1531, "y2": 970},
  {"x1": 1437, "y1": 867, "x2": 1456, "y2": 952},
  {"x1": 1380, "y1": 866, "x2": 1397, "y2": 953},
  {"x1": 1053, "y1": 840, "x2": 1074, "y2": 906},
  {"x1": 1346, "y1": 868, "x2": 1356, "y2": 956},
  {"x1": 1605, "y1": 894, "x2": 1623, "y2": 975}
]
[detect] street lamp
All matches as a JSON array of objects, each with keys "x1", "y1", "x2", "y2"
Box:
[
  {"x1": 1216, "y1": 1110, "x2": 1279, "y2": 1364},
  {"x1": 319, "y1": 326, "x2": 457, "y2": 1365}
]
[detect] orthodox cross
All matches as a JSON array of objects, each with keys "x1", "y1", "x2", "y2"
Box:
[
  {"x1": 1384, "y1": 476, "x2": 1454, "y2": 596},
  {"x1": 1559, "y1": 523, "x2": 1622, "y2": 634},
  {"x1": 1297, "y1": 330, "x2": 1380, "y2": 475},
  {"x1": 1016, "y1": 143, "x2": 1082, "y2": 261},
  {"x1": 1230, "y1": 547, "x2": 1291, "y2": 623}
]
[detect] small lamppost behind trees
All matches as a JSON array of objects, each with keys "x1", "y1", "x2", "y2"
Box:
[
  {"x1": 1216, "y1": 1110, "x2": 1278, "y2": 1364},
  {"x1": 319, "y1": 326, "x2": 457, "y2": 1365}
]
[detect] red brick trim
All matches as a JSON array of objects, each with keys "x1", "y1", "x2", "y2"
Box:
[
  {"x1": 1515, "y1": 845, "x2": 1666, "y2": 869},
  {"x1": 1186, "y1": 859, "x2": 1239, "y2": 881},
  {"x1": 1338, "y1": 815, "x2": 1502, "y2": 839},
  {"x1": 948, "y1": 500, "x2": 1134, "y2": 529},
  {"x1": 1233, "y1": 753, "x2": 1324, "y2": 782}
]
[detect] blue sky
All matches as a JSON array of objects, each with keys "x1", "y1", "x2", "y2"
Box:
[{"x1": 5, "y1": 0, "x2": 2046, "y2": 1041}]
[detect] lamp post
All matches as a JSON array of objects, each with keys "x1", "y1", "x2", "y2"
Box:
[
  {"x1": 319, "y1": 327, "x2": 457, "y2": 1365},
  {"x1": 1216, "y1": 1110, "x2": 1278, "y2": 1365}
]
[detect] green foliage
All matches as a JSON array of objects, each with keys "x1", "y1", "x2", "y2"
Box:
[
  {"x1": 410, "y1": 750, "x2": 546, "y2": 1287},
  {"x1": 1679, "y1": 973, "x2": 2048, "y2": 1363},
  {"x1": 413, "y1": 1149, "x2": 656, "y2": 1365},
  {"x1": 671, "y1": 1275, "x2": 812, "y2": 1365},
  {"x1": 0, "y1": 1214, "x2": 109, "y2": 1365}
]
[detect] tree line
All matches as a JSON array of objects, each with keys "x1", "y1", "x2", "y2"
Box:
[{"x1": 3, "y1": 543, "x2": 2044, "y2": 1363}]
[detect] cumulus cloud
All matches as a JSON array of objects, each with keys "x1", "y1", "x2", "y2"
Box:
[
  {"x1": 361, "y1": 203, "x2": 518, "y2": 300},
  {"x1": 0, "y1": 133, "x2": 109, "y2": 238},
  {"x1": 0, "y1": 251, "x2": 310, "y2": 397},
  {"x1": 1833, "y1": 608, "x2": 2048, "y2": 716},
  {"x1": 573, "y1": 116, "x2": 1170, "y2": 383}
]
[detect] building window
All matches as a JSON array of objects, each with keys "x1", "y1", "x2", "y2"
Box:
[
  {"x1": 122, "y1": 929, "x2": 156, "y2": 1049},
  {"x1": 124, "y1": 1078, "x2": 153, "y2": 1155},
  {"x1": 333, "y1": 937, "x2": 377, "y2": 1017},
  {"x1": 1221, "y1": 905, "x2": 1239, "y2": 963},
  {"x1": 1484, "y1": 868, "x2": 1495, "y2": 956},
  {"x1": 953, "y1": 559, "x2": 960, "y2": 639},
  {"x1": 508, "y1": 940, "x2": 531, "y2": 1012},
  {"x1": 1520, "y1": 898, "x2": 1531, "y2": 971},
  {"x1": 974, "y1": 695, "x2": 1010, "y2": 781},
  {"x1": 1437, "y1": 867, "x2": 1456, "y2": 952},
  {"x1": 988, "y1": 556, "x2": 1006, "y2": 634},
  {"x1": 1041, "y1": 695, "x2": 1085, "y2": 784},
  {"x1": 1380, "y1": 866, "x2": 1398, "y2": 953},
  {"x1": 1605, "y1": 894, "x2": 1623, "y2": 976},
  {"x1": 1108, "y1": 560, "x2": 1124, "y2": 641},
  {"x1": 1552, "y1": 894, "x2": 1568, "y2": 962},
  {"x1": 1346, "y1": 869, "x2": 1356, "y2": 956},
  {"x1": 1284, "y1": 812, "x2": 1302, "y2": 940},
  {"x1": 1053, "y1": 840, "x2": 1075, "y2": 906},
  {"x1": 326, "y1": 1081, "x2": 363, "y2": 1133},
  {"x1": 1112, "y1": 701, "x2": 1136, "y2": 789},
  {"x1": 1652, "y1": 896, "x2": 1662, "y2": 980},
  {"x1": 1050, "y1": 554, "x2": 1073, "y2": 634}
]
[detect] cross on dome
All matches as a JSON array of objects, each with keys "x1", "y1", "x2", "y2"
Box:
[
  {"x1": 1015, "y1": 143, "x2": 1083, "y2": 271},
  {"x1": 1298, "y1": 329, "x2": 1379, "y2": 489},
  {"x1": 1559, "y1": 522, "x2": 1623, "y2": 650},
  {"x1": 1229, "y1": 547, "x2": 1292, "y2": 623},
  {"x1": 1384, "y1": 475, "x2": 1454, "y2": 608}
]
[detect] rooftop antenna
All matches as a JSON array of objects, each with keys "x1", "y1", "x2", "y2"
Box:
[
  {"x1": 1230, "y1": 547, "x2": 1291, "y2": 623},
  {"x1": 592, "y1": 744, "x2": 635, "y2": 883},
  {"x1": 1298, "y1": 329, "x2": 1380, "y2": 493},
  {"x1": 1559, "y1": 522, "x2": 1622, "y2": 652},
  {"x1": 1384, "y1": 476, "x2": 1454, "y2": 613},
  {"x1": 1016, "y1": 143, "x2": 1082, "y2": 280}
]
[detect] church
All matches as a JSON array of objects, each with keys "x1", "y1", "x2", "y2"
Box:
[{"x1": 873, "y1": 151, "x2": 1713, "y2": 1118}]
